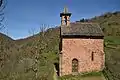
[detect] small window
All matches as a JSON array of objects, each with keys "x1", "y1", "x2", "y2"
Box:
[
  {"x1": 64, "y1": 16, "x2": 67, "y2": 25},
  {"x1": 91, "y1": 52, "x2": 94, "y2": 61}
]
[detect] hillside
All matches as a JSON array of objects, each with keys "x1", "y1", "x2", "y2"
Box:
[
  {"x1": 0, "y1": 27, "x2": 60, "y2": 80},
  {"x1": 0, "y1": 11, "x2": 120, "y2": 80},
  {"x1": 91, "y1": 11, "x2": 120, "y2": 36}
]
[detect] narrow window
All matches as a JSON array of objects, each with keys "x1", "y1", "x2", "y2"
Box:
[
  {"x1": 91, "y1": 52, "x2": 94, "y2": 61},
  {"x1": 72, "y1": 58, "x2": 78, "y2": 72}
]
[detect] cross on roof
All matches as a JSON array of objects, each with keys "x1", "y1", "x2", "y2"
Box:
[{"x1": 63, "y1": 6, "x2": 68, "y2": 13}]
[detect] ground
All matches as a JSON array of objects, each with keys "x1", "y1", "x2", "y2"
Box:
[
  {"x1": 58, "y1": 71, "x2": 106, "y2": 80},
  {"x1": 58, "y1": 75, "x2": 105, "y2": 80},
  {"x1": 78, "y1": 76, "x2": 105, "y2": 80}
]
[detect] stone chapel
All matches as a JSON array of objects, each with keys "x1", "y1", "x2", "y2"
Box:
[{"x1": 59, "y1": 7, "x2": 105, "y2": 76}]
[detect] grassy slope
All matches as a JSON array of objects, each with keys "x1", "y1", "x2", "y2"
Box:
[
  {"x1": 90, "y1": 11, "x2": 120, "y2": 36},
  {"x1": 103, "y1": 36, "x2": 120, "y2": 80},
  {"x1": 0, "y1": 11, "x2": 120, "y2": 80}
]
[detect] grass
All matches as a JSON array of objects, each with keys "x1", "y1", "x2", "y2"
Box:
[
  {"x1": 58, "y1": 71, "x2": 105, "y2": 80},
  {"x1": 104, "y1": 36, "x2": 120, "y2": 45},
  {"x1": 103, "y1": 36, "x2": 120, "y2": 80}
]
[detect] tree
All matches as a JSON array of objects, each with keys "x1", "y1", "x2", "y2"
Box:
[
  {"x1": 80, "y1": 18, "x2": 89, "y2": 22},
  {"x1": 80, "y1": 18, "x2": 85, "y2": 22},
  {"x1": 0, "y1": 0, "x2": 6, "y2": 31},
  {"x1": 28, "y1": 24, "x2": 51, "y2": 79},
  {"x1": 28, "y1": 28, "x2": 36, "y2": 36},
  {"x1": 39, "y1": 24, "x2": 49, "y2": 37},
  {"x1": 0, "y1": 0, "x2": 7, "y2": 74}
]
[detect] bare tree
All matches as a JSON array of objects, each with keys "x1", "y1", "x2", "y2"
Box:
[
  {"x1": 0, "y1": 0, "x2": 7, "y2": 69},
  {"x1": 39, "y1": 24, "x2": 49, "y2": 37},
  {"x1": 0, "y1": 0, "x2": 6, "y2": 31},
  {"x1": 0, "y1": 0, "x2": 6, "y2": 50},
  {"x1": 0, "y1": 0, "x2": 3, "y2": 8},
  {"x1": 27, "y1": 24, "x2": 50, "y2": 79},
  {"x1": 28, "y1": 28, "x2": 36, "y2": 36}
]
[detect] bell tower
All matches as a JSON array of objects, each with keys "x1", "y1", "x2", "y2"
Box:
[{"x1": 60, "y1": 7, "x2": 71, "y2": 26}]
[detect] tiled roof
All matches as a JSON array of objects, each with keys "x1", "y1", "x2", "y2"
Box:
[{"x1": 61, "y1": 22, "x2": 104, "y2": 37}]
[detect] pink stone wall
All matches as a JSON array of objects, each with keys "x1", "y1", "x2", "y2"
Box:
[{"x1": 59, "y1": 38, "x2": 105, "y2": 76}]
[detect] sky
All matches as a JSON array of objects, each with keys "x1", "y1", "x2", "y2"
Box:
[{"x1": 1, "y1": 0, "x2": 120, "y2": 40}]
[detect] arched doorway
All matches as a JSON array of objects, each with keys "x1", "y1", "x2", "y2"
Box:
[{"x1": 72, "y1": 58, "x2": 78, "y2": 73}]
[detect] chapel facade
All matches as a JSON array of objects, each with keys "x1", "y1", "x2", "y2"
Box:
[{"x1": 59, "y1": 7, "x2": 105, "y2": 76}]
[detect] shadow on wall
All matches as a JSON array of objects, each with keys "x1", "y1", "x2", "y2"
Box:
[{"x1": 54, "y1": 63, "x2": 59, "y2": 76}]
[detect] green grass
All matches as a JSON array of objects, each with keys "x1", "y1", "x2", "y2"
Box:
[
  {"x1": 58, "y1": 71, "x2": 104, "y2": 80},
  {"x1": 103, "y1": 36, "x2": 120, "y2": 80},
  {"x1": 80, "y1": 71, "x2": 103, "y2": 77},
  {"x1": 104, "y1": 36, "x2": 120, "y2": 45}
]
